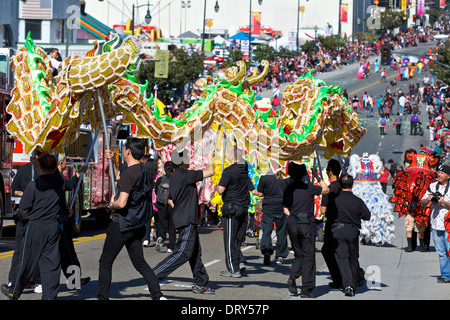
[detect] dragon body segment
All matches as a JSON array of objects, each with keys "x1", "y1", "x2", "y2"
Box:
[{"x1": 7, "y1": 34, "x2": 366, "y2": 172}]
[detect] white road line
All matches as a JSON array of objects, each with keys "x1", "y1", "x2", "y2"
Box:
[
  {"x1": 242, "y1": 245, "x2": 253, "y2": 252},
  {"x1": 204, "y1": 259, "x2": 220, "y2": 267}
]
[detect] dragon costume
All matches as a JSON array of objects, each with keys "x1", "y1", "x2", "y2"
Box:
[{"x1": 7, "y1": 33, "x2": 366, "y2": 174}]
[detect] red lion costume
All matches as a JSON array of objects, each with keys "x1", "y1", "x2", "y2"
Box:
[{"x1": 389, "y1": 150, "x2": 439, "y2": 227}]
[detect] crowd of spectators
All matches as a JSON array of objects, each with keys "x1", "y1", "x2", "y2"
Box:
[
  {"x1": 252, "y1": 27, "x2": 438, "y2": 94},
  {"x1": 164, "y1": 26, "x2": 442, "y2": 116}
]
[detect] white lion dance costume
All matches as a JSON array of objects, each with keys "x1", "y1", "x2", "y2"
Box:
[{"x1": 348, "y1": 153, "x2": 395, "y2": 245}]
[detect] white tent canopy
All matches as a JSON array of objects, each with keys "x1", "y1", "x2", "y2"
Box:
[
  {"x1": 268, "y1": 36, "x2": 291, "y2": 50},
  {"x1": 214, "y1": 35, "x2": 231, "y2": 47}
]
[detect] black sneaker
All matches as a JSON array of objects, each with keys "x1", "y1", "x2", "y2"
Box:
[
  {"x1": 1, "y1": 283, "x2": 16, "y2": 300},
  {"x1": 437, "y1": 278, "x2": 450, "y2": 283},
  {"x1": 263, "y1": 254, "x2": 271, "y2": 265},
  {"x1": 345, "y1": 286, "x2": 355, "y2": 297},
  {"x1": 287, "y1": 278, "x2": 297, "y2": 295},
  {"x1": 192, "y1": 285, "x2": 215, "y2": 294},
  {"x1": 300, "y1": 292, "x2": 316, "y2": 298}
]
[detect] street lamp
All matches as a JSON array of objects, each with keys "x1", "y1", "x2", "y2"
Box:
[
  {"x1": 181, "y1": 0, "x2": 191, "y2": 33},
  {"x1": 214, "y1": 1, "x2": 220, "y2": 13},
  {"x1": 248, "y1": 0, "x2": 262, "y2": 64},
  {"x1": 131, "y1": 1, "x2": 153, "y2": 36},
  {"x1": 201, "y1": 0, "x2": 219, "y2": 55},
  {"x1": 314, "y1": 25, "x2": 318, "y2": 42}
]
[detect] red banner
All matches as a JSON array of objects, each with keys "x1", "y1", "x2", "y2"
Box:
[{"x1": 251, "y1": 12, "x2": 261, "y2": 35}]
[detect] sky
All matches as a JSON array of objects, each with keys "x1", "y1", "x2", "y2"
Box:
[{"x1": 86, "y1": 0, "x2": 340, "y2": 38}]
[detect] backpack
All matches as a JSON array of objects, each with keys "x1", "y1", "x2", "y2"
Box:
[{"x1": 156, "y1": 175, "x2": 170, "y2": 205}]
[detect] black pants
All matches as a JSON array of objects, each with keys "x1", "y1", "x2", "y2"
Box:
[
  {"x1": 155, "y1": 205, "x2": 176, "y2": 250},
  {"x1": 287, "y1": 216, "x2": 316, "y2": 295},
  {"x1": 260, "y1": 209, "x2": 288, "y2": 258},
  {"x1": 396, "y1": 124, "x2": 402, "y2": 135},
  {"x1": 9, "y1": 218, "x2": 41, "y2": 286},
  {"x1": 321, "y1": 224, "x2": 342, "y2": 286},
  {"x1": 410, "y1": 122, "x2": 417, "y2": 135},
  {"x1": 222, "y1": 206, "x2": 248, "y2": 273},
  {"x1": 332, "y1": 225, "x2": 360, "y2": 290},
  {"x1": 97, "y1": 222, "x2": 162, "y2": 300},
  {"x1": 153, "y1": 224, "x2": 209, "y2": 287},
  {"x1": 11, "y1": 219, "x2": 60, "y2": 300},
  {"x1": 59, "y1": 214, "x2": 82, "y2": 280}
]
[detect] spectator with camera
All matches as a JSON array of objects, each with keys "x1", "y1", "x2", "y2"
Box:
[{"x1": 421, "y1": 165, "x2": 450, "y2": 283}]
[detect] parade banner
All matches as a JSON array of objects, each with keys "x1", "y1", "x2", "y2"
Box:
[
  {"x1": 340, "y1": 4, "x2": 348, "y2": 23},
  {"x1": 417, "y1": 0, "x2": 425, "y2": 16},
  {"x1": 401, "y1": 0, "x2": 407, "y2": 10},
  {"x1": 251, "y1": 12, "x2": 261, "y2": 35}
]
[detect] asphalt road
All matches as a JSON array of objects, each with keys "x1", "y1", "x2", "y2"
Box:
[{"x1": 0, "y1": 41, "x2": 448, "y2": 312}]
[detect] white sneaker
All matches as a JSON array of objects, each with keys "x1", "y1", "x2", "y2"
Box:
[
  {"x1": 159, "y1": 296, "x2": 168, "y2": 300},
  {"x1": 166, "y1": 248, "x2": 173, "y2": 253},
  {"x1": 34, "y1": 284, "x2": 42, "y2": 293},
  {"x1": 155, "y1": 237, "x2": 163, "y2": 252},
  {"x1": 142, "y1": 240, "x2": 150, "y2": 247}
]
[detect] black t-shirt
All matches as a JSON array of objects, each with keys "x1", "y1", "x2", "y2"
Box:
[
  {"x1": 12, "y1": 162, "x2": 39, "y2": 193},
  {"x1": 320, "y1": 180, "x2": 340, "y2": 224},
  {"x1": 219, "y1": 163, "x2": 250, "y2": 207},
  {"x1": 112, "y1": 163, "x2": 142, "y2": 218},
  {"x1": 19, "y1": 173, "x2": 64, "y2": 222},
  {"x1": 283, "y1": 180, "x2": 322, "y2": 216},
  {"x1": 257, "y1": 174, "x2": 292, "y2": 212},
  {"x1": 326, "y1": 190, "x2": 371, "y2": 228},
  {"x1": 168, "y1": 167, "x2": 203, "y2": 228}
]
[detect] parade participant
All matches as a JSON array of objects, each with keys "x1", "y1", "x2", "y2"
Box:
[
  {"x1": 377, "y1": 95, "x2": 385, "y2": 116},
  {"x1": 256, "y1": 169, "x2": 291, "y2": 266},
  {"x1": 379, "y1": 162, "x2": 391, "y2": 194},
  {"x1": 142, "y1": 156, "x2": 159, "y2": 247},
  {"x1": 1, "y1": 154, "x2": 63, "y2": 300},
  {"x1": 348, "y1": 153, "x2": 395, "y2": 246},
  {"x1": 379, "y1": 114, "x2": 387, "y2": 135},
  {"x1": 410, "y1": 113, "x2": 419, "y2": 135},
  {"x1": 352, "y1": 95, "x2": 359, "y2": 113},
  {"x1": 55, "y1": 154, "x2": 90, "y2": 288},
  {"x1": 217, "y1": 144, "x2": 251, "y2": 278},
  {"x1": 384, "y1": 94, "x2": 394, "y2": 120},
  {"x1": 320, "y1": 159, "x2": 343, "y2": 289},
  {"x1": 154, "y1": 161, "x2": 177, "y2": 253},
  {"x1": 394, "y1": 112, "x2": 403, "y2": 135},
  {"x1": 97, "y1": 138, "x2": 164, "y2": 300},
  {"x1": 6, "y1": 150, "x2": 42, "y2": 294},
  {"x1": 421, "y1": 164, "x2": 450, "y2": 282},
  {"x1": 327, "y1": 174, "x2": 371, "y2": 296},
  {"x1": 380, "y1": 68, "x2": 387, "y2": 83},
  {"x1": 391, "y1": 150, "x2": 439, "y2": 252},
  {"x1": 153, "y1": 148, "x2": 216, "y2": 294},
  {"x1": 284, "y1": 162, "x2": 329, "y2": 298}
]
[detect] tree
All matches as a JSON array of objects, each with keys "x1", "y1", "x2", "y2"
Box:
[
  {"x1": 138, "y1": 45, "x2": 204, "y2": 104},
  {"x1": 378, "y1": 10, "x2": 403, "y2": 34},
  {"x1": 301, "y1": 40, "x2": 319, "y2": 54},
  {"x1": 431, "y1": 46, "x2": 450, "y2": 85},
  {"x1": 253, "y1": 44, "x2": 276, "y2": 62},
  {"x1": 317, "y1": 35, "x2": 346, "y2": 51},
  {"x1": 224, "y1": 48, "x2": 244, "y2": 68}
]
